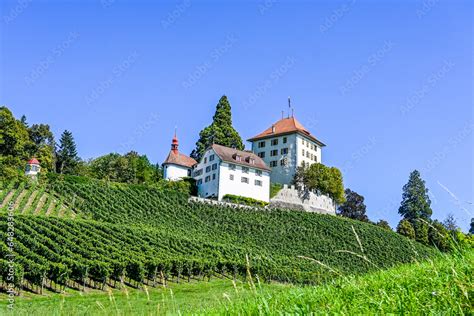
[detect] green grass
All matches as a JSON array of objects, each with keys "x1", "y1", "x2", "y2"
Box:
[{"x1": 3, "y1": 249, "x2": 471, "y2": 315}]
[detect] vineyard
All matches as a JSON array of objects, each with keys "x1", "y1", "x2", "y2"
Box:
[
  {"x1": 0, "y1": 176, "x2": 438, "y2": 295},
  {"x1": 0, "y1": 182, "x2": 77, "y2": 219}
]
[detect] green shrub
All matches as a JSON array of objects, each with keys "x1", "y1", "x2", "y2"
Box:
[{"x1": 223, "y1": 194, "x2": 269, "y2": 207}]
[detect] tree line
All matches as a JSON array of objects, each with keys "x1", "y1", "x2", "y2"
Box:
[{"x1": 0, "y1": 106, "x2": 162, "y2": 185}]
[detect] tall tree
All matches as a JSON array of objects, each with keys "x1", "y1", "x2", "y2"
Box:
[
  {"x1": 398, "y1": 170, "x2": 432, "y2": 222},
  {"x1": 470, "y1": 218, "x2": 474, "y2": 235},
  {"x1": 190, "y1": 95, "x2": 244, "y2": 161},
  {"x1": 293, "y1": 163, "x2": 345, "y2": 204},
  {"x1": 0, "y1": 107, "x2": 32, "y2": 179},
  {"x1": 56, "y1": 130, "x2": 80, "y2": 174},
  {"x1": 337, "y1": 188, "x2": 369, "y2": 222},
  {"x1": 28, "y1": 124, "x2": 56, "y2": 172}
]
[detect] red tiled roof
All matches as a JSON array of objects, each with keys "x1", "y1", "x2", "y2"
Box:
[
  {"x1": 163, "y1": 151, "x2": 197, "y2": 168},
  {"x1": 211, "y1": 144, "x2": 271, "y2": 171},
  {"x1": 28, "y1": 158, "x2": 40, "y2": 165},
  {"x1": 247, "y1": 117, "x2": 326, "y2": 146}
]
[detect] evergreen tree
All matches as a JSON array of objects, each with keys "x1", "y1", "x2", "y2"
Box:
[
  {"x1": 190, "y1": 95, "x2": 244, "y2": 161},
  {"x1": 398, "y1": 170, "x2": 432, "y2": 222},
  {"x1": 337, "y1": 188, "x2": 369, "y2": 222},
  {"x1": 56, "y1": 130, "x2": 80, "y2": 174},
  {"x1": 470, "y1": 218, "x2": 474, "y2": 235},
  {"x1": 396, "y1": 219, "x2": 415, "y2": 239}
]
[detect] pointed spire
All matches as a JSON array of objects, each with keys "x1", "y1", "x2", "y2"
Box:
[{"x1": 171, "y1": 128, "x2": 179, "y2": 154}]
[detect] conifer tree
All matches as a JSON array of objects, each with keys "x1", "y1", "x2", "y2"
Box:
[
  {"x1": 398, "y1": 170, "x2": 432, "y2": 222},
  {"x1": 190, "y1": 95, "x2": 244, "y2": 161},
  {"x1": 56, "y1": 130, "x2": 80, "y2": 174}
]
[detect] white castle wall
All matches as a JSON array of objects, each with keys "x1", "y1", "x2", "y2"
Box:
[{"x1": 270, "y1": 185, "x2": 336, "y2": 215}]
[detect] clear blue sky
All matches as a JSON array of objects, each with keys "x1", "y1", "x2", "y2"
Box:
[{"x1": 1, "y1": 1, "x2": 472, "y2": 231}]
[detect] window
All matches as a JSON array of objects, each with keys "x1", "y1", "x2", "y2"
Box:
[
  {"x1": 283, "y1": 137, "x2": 287, "y2": 144},
  {"x1": 258, "y1": 141, "x2": 266, "y2": 148},
  {"x1": 257, "y1": 152, "x2": 265, "y2": 158},
  {"x1": 235, "y1": 155, "x2": 242, "y2": 162},
  {"x1": 306, "y1": 142, "x2": 309, "y2": 148},
  {"x1": 270, "y1": 161, "x2": 278, "y2": 167},
  {"x1": 311, "y1": 154, "x2": 314, "y2": 160},
  {"x1": 302, "y1": 149, "x2": 305, "y2": 156},
  {"x1": 306, "y1": 152, "x2": 310, "y2": 158},
  {"x1": 281, "y1": 148, "x2": 288, "y2": 155},
  {"x1": 229, "y1": 174, "x2": 234, "y2": 181},
  {"x1": 209, "y1": 154, "x2": 215, "y2": 161},
  {"x1": 270, "y1": 150, "x2": 278, "y2": 157},
  {"x1": 204, "y1": 157, "x2": 207, "y2": 163},
  {"x1": 302, "y1": 139, "x2": 305, "y2": 145},
  {"x1": 205, "y1": 176, "x2": 211, "y2": 183},
  {"x1": 197, "y1": 179, "x2": 203, "y2": 185},
  {"x1": 242, "y1": 167, "x2": 249, "y2": 174},
  {"x1": 206, "y1": 166, "x2": 211, "y2": 173},
  {"x1": 229, "y1": 164, "x2": 236, "y2": 170},
  {"x1": 212, "y1": 174, "x2": 216, "y2": 180},
  {"x1": 255, "y1": 180, "x2": 262, "y2": 186},
  {"x1": 248, "y1": 158, "x2": 255, "y2": 164},
  {"x1": 241, "y1": 177, "x2": 249, "y2": 184},
  {"x1": 256, "y1": 170, "x2": 262, "y2": 177},
  {"x1": 271, "y1": 139, "x2": 279, "y2": 146},
  {"x1": 280, "y1": 159, "x2": 288, "y2": 166},
  {"x1": 212, "y1": 163, "x2": 217, "y2": 170},
  {"x1": 194, "y1": 169, "x2": 203, "y2": 176}
]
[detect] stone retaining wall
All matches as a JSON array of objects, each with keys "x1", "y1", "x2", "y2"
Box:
[{"x1": 270, "y1": 185, "x2": 336, "y2": 215}]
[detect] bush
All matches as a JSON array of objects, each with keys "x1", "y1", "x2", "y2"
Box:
[
  {"x1": 397, "y1": 219, "x2": 415, "y2": 239},
  {"x1": 223, "y1": 194, "x2": 269, "y2": 207}
]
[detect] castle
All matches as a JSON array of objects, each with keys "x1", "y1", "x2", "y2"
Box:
[{"x1": 162, "y1": 113, "x2": 331, "y2": 210}]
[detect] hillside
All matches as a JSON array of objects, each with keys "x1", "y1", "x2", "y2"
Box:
[{"x1": 0, "y1": 176, "x2": 437, "y2": 293}]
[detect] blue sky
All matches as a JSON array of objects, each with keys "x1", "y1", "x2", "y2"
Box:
[{"x1": 1, "y1": 0, "x2": 472, "y2": 231}]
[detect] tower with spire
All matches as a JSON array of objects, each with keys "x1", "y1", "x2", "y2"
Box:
[{"x1": 162, "y1": 130, "x2": 197, "y2": 181}]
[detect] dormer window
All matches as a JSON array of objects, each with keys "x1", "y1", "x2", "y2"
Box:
[
  {"x1": 245, "y1": 157, "x2": 255, "y2": 164},
  {"x1": 233, "y1": 154, "x2": 242, "y2": 162}
]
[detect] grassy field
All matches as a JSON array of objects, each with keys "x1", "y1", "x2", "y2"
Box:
[{"x1": 2, "y1": 248, "x2": 472, "y2": 315}]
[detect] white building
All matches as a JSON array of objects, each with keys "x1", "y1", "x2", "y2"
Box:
[
  {"x1": 162, "y1": 133, "x2": 197, "y2": 181},
  {"x1": 248, "y1": 116, "x2": 326, "y2": 185},
  {"x1": 25, "y1": 158, "x2": 41, "y2": 177},
  {"x1": 193, "y1": 144, "x2": 271, "y2": 203}
]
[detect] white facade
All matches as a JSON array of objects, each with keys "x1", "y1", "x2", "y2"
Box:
[
  {"x1": 250, "y1": 133, "x2": 322, "y2": 185},
  {"x1": 163, "y1": 164, "x2": 191, "y2": 181},
  {"x1": 193, "y1": 148, "x2": 271, "y2": 203},
  {"x1": 25, "y1": 163, "x2": 41, "y2": 177}
]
